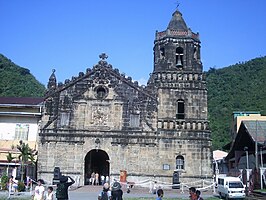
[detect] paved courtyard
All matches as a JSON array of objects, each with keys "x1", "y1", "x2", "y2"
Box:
[
  {"x1": 68, "y1": 185, "x2": 216, "y2": 200},
  {"x1": 1, "y1": 185, "x2": 218, "y2": 199}
]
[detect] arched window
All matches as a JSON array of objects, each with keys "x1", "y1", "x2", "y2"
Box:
[
  {"x1": 176, "y1": 99, "x2": 185, "y2": 119},
  {"x1": 176, "y1": 155, "x2": 185, "y2": 170},
  {"x1": 176, "y1": 47, "x2": 184, "y2": 67}
]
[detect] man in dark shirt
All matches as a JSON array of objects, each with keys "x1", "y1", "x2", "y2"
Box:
[
  {"x1": 111, "y1": 181, "x2": 123, "y2": 200},
  {"x1": 56, "y1": 175, "x2": 75, "y2": 200}
]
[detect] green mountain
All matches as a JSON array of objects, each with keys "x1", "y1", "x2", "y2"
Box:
[
  {"x1": 1, "y1": 53, "x2": 265, "y2": 150},
  {"x1": 0, "y1": 54, "x2": 45, "y2": 97},
  {"x1": 206, "y1": 56, "x2": 266, "y2": 150}
]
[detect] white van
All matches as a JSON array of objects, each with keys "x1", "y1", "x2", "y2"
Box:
[{"x1": 217, "y1": 176, "x2": 245, "y2": 199}]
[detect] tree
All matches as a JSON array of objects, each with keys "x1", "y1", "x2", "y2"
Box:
[
  {"x1": 17, "y1": 140, "x2": 36, "y2": 181},
  {"x1": 6, "y1": 152, "x2": 16, "y2": 175}
]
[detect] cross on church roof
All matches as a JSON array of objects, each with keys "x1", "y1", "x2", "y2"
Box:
[
  {"x1": 99, "y1": 53, "x2": 108, "y2": 60},
  {"x1": 175, "y1": 1, "x2": 180, "y2": 9}
]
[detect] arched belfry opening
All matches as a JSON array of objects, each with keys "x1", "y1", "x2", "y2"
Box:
[{"x1": 84, "y1": 149, "x2": 110, "y2": 185}]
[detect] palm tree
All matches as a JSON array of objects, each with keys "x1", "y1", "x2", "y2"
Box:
[
  {"x1": 17, "y1": 140, "x2": 36, "y2": 181},
  {"x1": 6, "y1": 152, "x2": 15, "y2": 175}
]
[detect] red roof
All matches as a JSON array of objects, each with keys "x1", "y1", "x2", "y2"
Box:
[{"x1": 0, "y1": 97, "x2": 44, "y2": 105}]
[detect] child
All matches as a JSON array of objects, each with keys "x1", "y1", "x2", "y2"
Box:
[
  {"x1": 33, "y1": 179, "x2": 45, "y2": 200},
  {"x1": 156, "y1": 188, "x2": 164, "y2": 200},
  {"x1": 45, "y1": 186, "x2": 54, "y2": 200}
]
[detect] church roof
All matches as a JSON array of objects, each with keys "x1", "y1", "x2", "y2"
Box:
[
  {"x1": 45, "y1": 54, "x2": 156, "y2": 101},
  {"x1": 0, "y1": 97, "x2": 44, "y2": 106},
  {"x1": 167, "y1": 10, "x2": 188, "y2": 31}
]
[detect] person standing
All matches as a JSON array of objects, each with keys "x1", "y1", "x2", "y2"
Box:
[
  {"x1": 196, "y1": 190, "x2": 203, "y2": 200},
  {"x1": 45, "y1": 186, "x2": 54, "y2": 200},
  {"x1": 95, "y1": 172, "x2": 99, "y2": 185},
  {"x1": 33, "y1": 179, "x2": 45, "y2": 200},
  {"x1": 56, "y1": 175, "x2": 75, "y2": 200},
  {"x1": 156, "y1": 189, "x2": 164, "y2": 200},
  {"x1": 101, "y1": 175, "x2": 105, "y2": 185},
  {"x1": 189, "y1": 187, "x2": 197, "y2": 200},
  {"x1": 91, "y1": 172, "x2": 96, "y2": 185},
  {"x1": 111, "y1": 181, "x2": 123, "y2": 200},
  {"x1": 98, "y1": 183, "x2": 111, "y2": 200},
  {"x1": 105, "y1": 175, "x2": 109, "y2": 184}
]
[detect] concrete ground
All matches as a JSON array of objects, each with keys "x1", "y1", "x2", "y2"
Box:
[
  {"x1": 69, "y1": 185, "x2": 217, "y2": 200},
  {"x1": 1, "y1": 185, "x2": 218, "y2": 199}
]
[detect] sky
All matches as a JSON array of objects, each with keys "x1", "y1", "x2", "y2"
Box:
[{"x1": 1, "y1": 0, "x2": 266, "y2": 86}]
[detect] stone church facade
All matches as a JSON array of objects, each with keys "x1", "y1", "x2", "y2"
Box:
[{"x1": 38, "y1": 10, "x2": 212, "y2": 185}]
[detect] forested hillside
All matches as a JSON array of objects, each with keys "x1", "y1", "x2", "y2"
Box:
[
  {"x1": 0, "y1": 54, "x2": 45, "y2": 97},
  {"x1": 206, "y1": 56, "x2": 266, "y2": 150},
  {"x1": 1, "y1": 53, "x2": 266, "y2": 150}
]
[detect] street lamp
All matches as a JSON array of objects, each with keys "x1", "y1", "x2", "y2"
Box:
[
  {"x1": 244, "y1": 146, "x2": 249, "y2": 169},
  {"x1": 244, "y1": 146, "x2": 249, "y2": 194}
]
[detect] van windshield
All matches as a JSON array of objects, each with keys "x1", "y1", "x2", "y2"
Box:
[{"x1": 229, "y1": 182, "x2": 244, "y2": 188}]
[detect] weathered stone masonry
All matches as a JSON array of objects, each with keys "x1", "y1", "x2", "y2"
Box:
[{"x1": 38, "y1": 10, "x2": 212, "y2": 185}]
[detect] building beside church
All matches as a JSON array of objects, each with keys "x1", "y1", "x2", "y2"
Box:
[
  {"x1": 38, "y1": 9, "x2": 212, "y2": 185},
  {"x1": 0, "y1": 97, "x2": 43, "y2": 179}
]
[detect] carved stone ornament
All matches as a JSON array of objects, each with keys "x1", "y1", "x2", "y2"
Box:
[{"x1": 91, "y1": 106, "x2": 109, "y2": 125}]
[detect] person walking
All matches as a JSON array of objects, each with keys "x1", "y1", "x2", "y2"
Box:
[{"x1": 56, "y1": 175, "x2": 75, "y2": 200}]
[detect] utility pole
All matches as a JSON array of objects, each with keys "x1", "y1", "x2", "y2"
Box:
[{"x1": 255, "y1": 120, "x2": 259, "y2": 170}]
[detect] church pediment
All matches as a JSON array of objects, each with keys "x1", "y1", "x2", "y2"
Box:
[
  {"x1": 46, "y1": 53, "x2": 155, "y2": 102},
  {"x1": 43, "y1": 54, "x2": 157, "y2": 131}
]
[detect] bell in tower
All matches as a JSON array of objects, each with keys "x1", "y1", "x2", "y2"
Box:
[{"x1": 176, "y1": 47, "x2": 184, "y2": 68}]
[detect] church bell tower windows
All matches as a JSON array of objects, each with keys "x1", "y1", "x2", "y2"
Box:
[
  {"x1": 160, "y1": 47, "x2": 165, "y2": 59},
  {"x1": 176, "y1": 99, "x2": 185, "y2": 119},
  {"x1": 176, "y1": 47, "x2": 184, "y2": 67}
]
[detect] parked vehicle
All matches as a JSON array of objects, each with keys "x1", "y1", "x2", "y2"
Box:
[{"x1": 217, "y1": 176, "x2": 245, "y2": 199}]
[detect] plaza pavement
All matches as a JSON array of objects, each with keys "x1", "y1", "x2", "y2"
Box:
[
  {"x1": 1, "y1": 185, "x2": 218, "y2": 199},
  {"x1": 68, "y1": 185, "x2": 218, "y2": 200}
]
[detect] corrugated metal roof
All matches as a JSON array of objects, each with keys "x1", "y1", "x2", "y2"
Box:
[
  {"x1": 242, "y1": 120, "x2": 266, "y2": 143},
  {"x1": 0, "y1": 97, "x2": 44, "y2": 105}
]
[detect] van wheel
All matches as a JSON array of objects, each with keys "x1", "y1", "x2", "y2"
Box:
[
  {"x1": 225, "y1": 195, "x2": 229, "y2": 200},
  {"x1": 219, "y1": 192, "x2": 222, "y2": 199}
]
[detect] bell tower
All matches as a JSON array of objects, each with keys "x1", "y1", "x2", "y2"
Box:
[
  {"x1": 153, "y1": 10, "x2": 202, "y2": 73},
  {"x1": 148, "y1": 9, "x2": 212, "y2": 180}
]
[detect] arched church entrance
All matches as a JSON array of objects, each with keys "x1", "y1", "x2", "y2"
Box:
[{"x1": 84, "y1": 149, "x2": 110, "y2": 185}]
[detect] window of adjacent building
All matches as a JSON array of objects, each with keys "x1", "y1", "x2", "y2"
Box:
[
  {"x1": 176, "y1": 155, "x2": 185, "y2": 170},
  {"x1": 15, "y1": 124, "x2": 29, "y2": 140},
  {"x1": 176, "y1": 99, "x2": 185, "y2": 119},
  {"x1": 130, "y1": 114, "x2": 140, "y2": 128},
  {"x1": 60, "y1": 112, "x2": 70, "y2": 127},
  {"x1": 176, "y1": 47, "x2": 184, "y2": 67}
]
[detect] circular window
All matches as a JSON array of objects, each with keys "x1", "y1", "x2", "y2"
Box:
[{"x1": 95, "y1": 86, "x2": 108, "y2": 99}]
